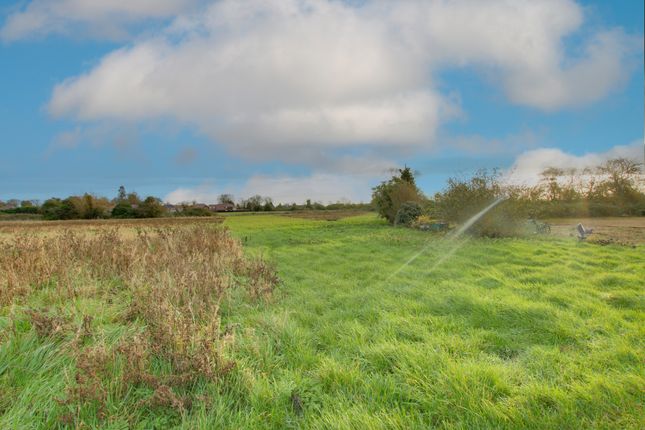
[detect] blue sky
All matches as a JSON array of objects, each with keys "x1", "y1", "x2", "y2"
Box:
[{"x1": 1, "y1": 0, "x2": 643, "y2": 204}]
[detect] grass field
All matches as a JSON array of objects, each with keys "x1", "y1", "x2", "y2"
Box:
[{"x1": 1, "y1": 213, "x2": 643, "y2": 429}]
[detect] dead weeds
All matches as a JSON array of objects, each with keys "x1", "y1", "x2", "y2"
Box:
[{"x1": 1, "y1": 224, "x2": 278, "y2": 424}]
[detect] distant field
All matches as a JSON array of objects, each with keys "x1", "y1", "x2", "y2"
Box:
[
  {"x1": 547, "y1": 217, "x2": 645, "y2": 245},
  {"x1": 0, "y1": 213, "x2": 643, "y2": 429},
  {"x1": 280, "y1": 209, "x2": 372, "y2": 221}
]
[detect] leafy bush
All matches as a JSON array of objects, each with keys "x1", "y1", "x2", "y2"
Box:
[
  {"x1": 372, "y1": 167, "x2": 425, "y2": 224},
  {"x1": 434, "y1": 169, "x2": 528, "y2": 237},
  {"x1": 136, "y1": 196, "x2": 165, "y2": 218},
  {"x1": 394, "y1": 201, "x2": 422, "y2": 226},
  {"x1": 111, "y1": 202, "x2": 134, "y2": 218},
  {"x1": 41, "y1": 198, "x2": 64, "y2": 220}
]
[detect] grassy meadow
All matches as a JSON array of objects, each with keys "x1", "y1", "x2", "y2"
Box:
[{"x1": 0, "y1": 213, "x2": 643, "y2": 429}]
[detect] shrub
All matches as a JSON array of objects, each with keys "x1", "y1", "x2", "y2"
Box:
[
  {"x1": 135, "y1": 196, "x2": 165, "y2": 218},
  {"x1": 41, "y1": 198, "x2": 64, "y2": 219},
  {"x1": 466, "y1": 200, "x2": 529, "y2": 237},
  {"x1": 372, "y1": 167, "x2": 425, "y2": 224},
  {"x1": 111, "y1": 201, "x2": 135, "y2": 218},
  {"x1": 434, "y1": 169, "x2": 528, "y2": 237},
  {"x1": 394, "y1": 201, "x2": 422, "y2": 226}
]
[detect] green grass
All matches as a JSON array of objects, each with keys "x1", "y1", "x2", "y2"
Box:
[{"x1": 1, "y1": 214, "x2": 644, "y2": 429}]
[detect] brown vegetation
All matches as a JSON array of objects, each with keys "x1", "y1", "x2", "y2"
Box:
[
  {"x1": 1, "y1": 224, "x2": 278, "y2": 423},
  {"x1": 0, "y1": 216, "x2": 224, "y2": 233}
]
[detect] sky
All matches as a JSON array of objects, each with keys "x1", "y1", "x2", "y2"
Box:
[{"x1": 1, "y1": 0, "x2": 643, "y2": 204}]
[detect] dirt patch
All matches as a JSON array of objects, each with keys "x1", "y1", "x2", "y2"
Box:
[
  {"x1": 282, "y1": 210, "x2": 372, "y2": 221},
  {"x1": 546, "y1": 217, "x2": 645, "y2": 245}
]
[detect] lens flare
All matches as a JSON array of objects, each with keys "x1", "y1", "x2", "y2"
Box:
[{"x1": 386, "y1": 196, "x2": 507, "y2": 282}]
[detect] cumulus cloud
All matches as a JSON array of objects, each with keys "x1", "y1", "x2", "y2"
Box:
[
  {"x1": 1, "y1": 0, "x2": 202, "y2": 41},
  {"x1": 507, "y1": 140, "x2": 644, "y2": 185},
  {"x1": 391, "y1": 1, "x2": 640, "y2": 110},
  {"x1": 44, "y1": 0, "x2": 641, "y2": 163},
  {"x1": 501, "y1": 29, "x2": 640, "y2": 110}
]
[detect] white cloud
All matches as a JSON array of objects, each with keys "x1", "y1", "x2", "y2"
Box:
[
  {"x1": 164, "y1": 183, "x2": 222, "y2": 205},
  {"x1": 241, "y1": 173, "x2": 374, "y2": 204},
  {"x1": 1, "y1": 0, "x2": 201, "y2": 41},
  {"x1": 506, "y1": 140, "x2": 644, "y2": 185},
  {"x1": 501, "y1": 30, "x2": 640, "y2": 110},
  {"x1": 389, "y1": 0, "x2": 640, "y2": 110},
  {"x1": 43, "y1": 0, "x2": 641, "y2": 162},
  {"x1": 164, "y1": 172, "x2": 378, "y2": 205}
]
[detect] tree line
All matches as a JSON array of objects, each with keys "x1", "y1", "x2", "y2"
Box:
[{"x1": 0, "y1": 186, "x2": 372, "y2": 220}]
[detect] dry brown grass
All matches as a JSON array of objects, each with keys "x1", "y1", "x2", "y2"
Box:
[
  {"x1": 1, "y1": 224, "x2": 278, "y2": 423},
  {"x1": 0, "y1": 216, "x2": 224, "y2": 233}
]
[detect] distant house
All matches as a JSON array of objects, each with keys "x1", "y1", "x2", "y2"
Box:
[
  {"x1": 209, "y1": 203, "x2": 235, "y2": 212},
  {"x1": 163, "y1": 204, "x2": 178, "y2": 213}
]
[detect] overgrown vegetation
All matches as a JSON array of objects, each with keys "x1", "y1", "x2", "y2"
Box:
[
  {"x1": 433, "y1": 169, "x2": 530, "y2": 237},
  {"x1": 370, "y1": 158, "x2": 644, "y2": 237},
  {"x1": 0, "y1": 224, "x2": 277, "y2": 427}
]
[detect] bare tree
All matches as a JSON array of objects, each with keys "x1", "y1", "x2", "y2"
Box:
[
  {"x1": 218, "y1": 194, "x2": 235, "y2": 205},
  {"x1": 597, "y1": 158, "x2": 643, "y2": 198}
]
